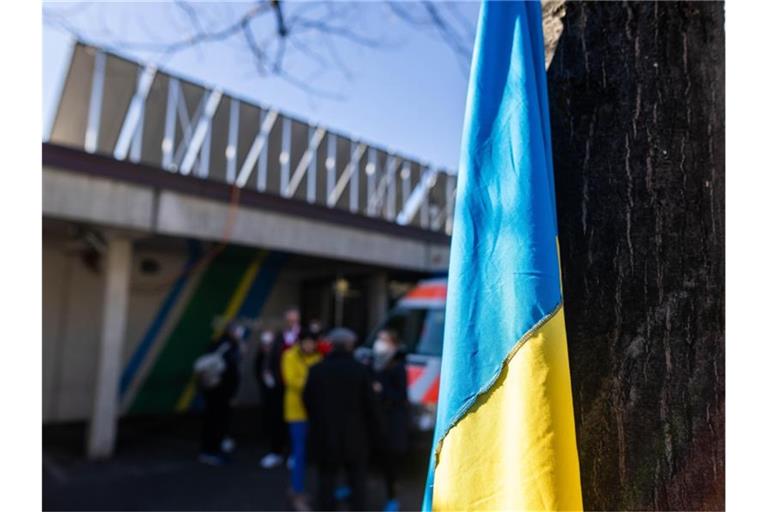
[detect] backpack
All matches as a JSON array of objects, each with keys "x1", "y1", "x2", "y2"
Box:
[{"x1": 193, "y1": 344, "x2": 229, "y2": 389}]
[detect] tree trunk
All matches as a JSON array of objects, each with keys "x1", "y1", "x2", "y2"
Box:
[{"x1": 547, "y1": 2, "x2": 725, "y2": 510}]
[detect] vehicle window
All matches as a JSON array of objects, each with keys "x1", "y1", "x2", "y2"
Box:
[
  {"x1": 370, "y1": 307, "x2": 426, "y2": 352},
  {"x1": 415, "y1": 309, "x2": 445, "y2": 356},
  {"x1": 369, "y1": 307, "x2": 444, "y2": 356}
]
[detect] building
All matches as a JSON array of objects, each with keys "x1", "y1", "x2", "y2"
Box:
[{"x1": 43, "y1": 43, "x2": 455, "y2": 457}]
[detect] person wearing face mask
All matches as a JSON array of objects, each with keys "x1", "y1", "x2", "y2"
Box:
[
  {"x1": 197, "y1": 321, "x2": 245, "y2": 466},
  {"x1": 279, "y1": 307, "x2": 302, "y2": 349},
  {"x1": 371, "y1": 329, "x2": 408, "y2": 512},
  {"x1": 254, "y1": 327, "x2": 288, "y2": 469},
  {"x1": 282, "y1": 328, "x2": 323, "y2": 511}
]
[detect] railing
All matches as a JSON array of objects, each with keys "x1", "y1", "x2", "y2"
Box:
[{"x1": 47, "y1": 43, "x2": 456, "y2": 235}]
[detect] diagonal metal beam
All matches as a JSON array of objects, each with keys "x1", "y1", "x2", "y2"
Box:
[
  {"x1": 113, "y1": 65, "x2": 157, "y2": 161},
  {"x1": 235, "y1": 109, "x2": 278, "y2": 188},
  {"x1": 397, "y1": 166, "x2": 437, "y2": 226},
  {"x1": 286, "y1": 126, "x2": 326, "y2": 198},
  {"x1": 171, "y1": 89, "x2": 208, "y2": 168},
  {"x1": 369, "y1": 155, "x2": 399, "y2": 218},
  {"x1": 178, "y1": 89, "x2": 222, "y2": 175},
  {"x1": 328, "y1": 142, "x2": 366, "y2": 208}
]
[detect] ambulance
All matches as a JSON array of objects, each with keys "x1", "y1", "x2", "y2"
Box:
[{"x1": 360, "y1": 277, "x2": 447, "y2": 432}]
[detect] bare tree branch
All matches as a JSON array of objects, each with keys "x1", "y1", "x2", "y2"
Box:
[{"x1": 43, "y1": 0, "x2": 475, "y2": 97}]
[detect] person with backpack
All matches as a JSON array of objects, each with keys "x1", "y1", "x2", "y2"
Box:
[
  {"x1": 195, "y1": 321, "x2": 245, "y2": 465},
  {"x1": 281, "y1": 327, "x2": 322, "y2": 511}
]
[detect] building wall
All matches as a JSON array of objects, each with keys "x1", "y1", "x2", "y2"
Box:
[{"x1": 42, "y1": 234, "x2": 298, "y2": 424}]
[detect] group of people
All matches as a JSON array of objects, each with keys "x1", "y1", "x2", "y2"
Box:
[{"x1": 195, "y1": 307, "x2": 409, "y2": 512}]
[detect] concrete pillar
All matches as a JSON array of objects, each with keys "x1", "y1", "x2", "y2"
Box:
[
  {"x1": 367, "y1": 272, "x2": 388, "y2": 331},
  {"x1": 87, "y1": 236, "x2": 132, "y2": 459}
]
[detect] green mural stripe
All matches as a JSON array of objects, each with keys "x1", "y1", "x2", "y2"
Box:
[{"x1": 129, "y1": 247, "x2": 253, "y2": 414}]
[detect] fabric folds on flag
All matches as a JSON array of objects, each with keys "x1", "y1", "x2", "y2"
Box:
[{"x1": 423, "y1": 1, "x2": 582, "y2": 510}]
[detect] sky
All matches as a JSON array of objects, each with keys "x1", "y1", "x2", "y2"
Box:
[{"x1": 42, "y1": 1, "x2": 481, "y2": 171}]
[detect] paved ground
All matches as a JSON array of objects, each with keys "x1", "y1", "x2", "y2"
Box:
[{"x1": 43, "y1": 410, "x2": 431, "y2": 511}]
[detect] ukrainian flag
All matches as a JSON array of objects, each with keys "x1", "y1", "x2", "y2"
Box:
[{"x1": 423, "y1": 2, "x2": 582, "y2": 510}]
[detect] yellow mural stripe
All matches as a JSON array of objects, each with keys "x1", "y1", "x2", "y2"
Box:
[{"x1": 174, "y1": 251, "x2": 266, "y2": 412}]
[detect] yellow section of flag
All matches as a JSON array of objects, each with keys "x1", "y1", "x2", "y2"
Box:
[{"x1": 433, "y1": 306, "x2": 582, "y2": 511}]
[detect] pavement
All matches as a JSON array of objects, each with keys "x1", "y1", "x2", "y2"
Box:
[{"x1": 43, "y1": 410, "x2": 431, "y2": 511}]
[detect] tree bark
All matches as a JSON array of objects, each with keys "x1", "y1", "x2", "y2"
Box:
[{"x1": 547, "y1": 2, "x2": 725, "y2": 510}]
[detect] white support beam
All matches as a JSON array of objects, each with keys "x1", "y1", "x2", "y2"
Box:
[
  {"x1": 225, "y1": 99, "x2": 240, "y2": 184},
  {"x1": 87, "y1": 236, "x2": 132, "y2": 460},
  {"x1": 236, "y1": 109, "x2": 278, "y2": 189},
  {"x1": 279, "y1": 117, "x2": 292, "y2": 195},
  {"x1": 179, "y1": 89, "x2": 223, "y2": 175},
  {"x1": 350, "y1": 143, "x2": 361, "y2": 212},
  {"x1": 365, "y1": 148, "x2": 378, "y2": 216},
  {"x1": 420, "y1": 167, "x2": 435, "y2": 228},
  {"x1": 401, "y1": 162, "x2": 412, "y2": 211},
  {"x1": 385, "y1": 155, "x2": 398, "y2": 221},
  {"x1": 129, "y1": 103, "x2": 145, "y2": 163},
  {"x1": 84, "y1": 50, "x2": 106, "y2": 154},
  {"x1": 444, "y1": 174, "x2": 457, "y2": 234},
  {"x1": 369, "y1": 155, "x2": 399, "y2": 219},
  {"x1": 196, "y1": 126, "x2": 212, "y2": 178},
  {"x1": 161, "y1": 78, "x2": 179, "y2": 170},
  {"x1": 307, "y1": 129, "x2": 318, "y2": 203},
  {"x1": 286, "y1": 126, "x2": 326, "y2": 198},
  {"x1": 397, "y1": 166, "x2": 437, "y2": 226},
  {"x1": 324, "y1": 133, "x2": 337, "y2": 203},
  {"x1": 162, "y1": 79, "x2": 196, "y2": 172},
  {"x1": 113, "y1": 65, "x2": 157, "y2": 161},
  {"x1": 256, "y1": 110, "x2": 271, "y2": 191},
  {"x1": 328, "y1": 142, "x2": 366, "y2": 208},
  {"x1": 169, "y1": 88, "x2": 207, "y2": 172}
]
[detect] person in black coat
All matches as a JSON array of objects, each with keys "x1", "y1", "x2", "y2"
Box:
[
  {"x1": 198, "y1": 322, "x2": 244, "y2": 465},
  {"x1": 302, "y1": 327, "x2": 382, "y2": 511},
  {"x1": 371, "y1": 329, "x2": 409, "y2": 511},
  {"x1": 256, "y1": 307, "x2": 301, "y2": 469},
  {"x1": 254, "y1": 328, "x2": 287, "y2": 468}
]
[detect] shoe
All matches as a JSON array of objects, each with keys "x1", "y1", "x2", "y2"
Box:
[
  {"x1": 286, "y1": 456, "x2": 295, "y2": 470},
  {"x1": 198, "y1": 453, "x2": 225, "y2": 466},
  {"x1": 260, "y1": 452, "x2": 284, "y2": 469},
  {"x1": 334, "y1": 485, "x2": 351, "y2": 500},
  {"x1": 289, "y1": 491, "x2": 311, "y2": 512},
  {"x1": 384, "y1": 498, "x2": 400, "y2": 512},
  {"x1": 221, "y1": 437, "x2": 236, "y2": 454}
]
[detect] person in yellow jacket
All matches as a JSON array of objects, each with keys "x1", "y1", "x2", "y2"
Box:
[{"x1": 281, "y1": 328, "x2": 322, "y2": 511}]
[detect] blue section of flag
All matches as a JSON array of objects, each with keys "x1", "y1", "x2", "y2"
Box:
[{"x1": 423, "y1": 1, "x2": 561, "y2": 508}]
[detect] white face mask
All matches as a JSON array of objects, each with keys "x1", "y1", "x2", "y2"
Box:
[
  {"x1": 373, "y1": 339, "x2": 394, "y2": 356},
  {"x1": 260, "y1": 332, "x2": 274, "y2": 345},
  {"x1": 372, "y1": 339, "x2": 396, "y2": 371}
]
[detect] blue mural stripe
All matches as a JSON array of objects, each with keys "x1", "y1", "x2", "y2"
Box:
[
  {"x1": 119, "y1": 240, "x2": 202, "y2": 398},
  {"x1": 237, "y1": 251, "x2": 289, "y2": 318},
  {"x1": 185, "y1": 250, "x2": 288, "y2": 413}
]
